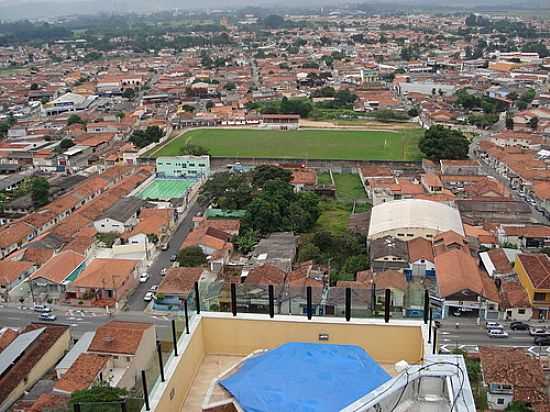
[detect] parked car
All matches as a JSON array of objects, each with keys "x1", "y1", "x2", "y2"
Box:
[
  {"x1": 149, "y1": 285, "x2": 159, "y2": 293},
  {"x1": 510, "y1": 321, "x2": 529, "y2": 331},
  {"x1": 39, "y1": 313, "x2": 56, "y2": 321},
  {"x1": 487, "y1": 329, "x2": 508, "y2": 338},
  {"x1": 161, "y1": 268, "x2": 168, "y2": 276},
  {"x1": 33, "y1": 304, "x2": 52, "y2": 313},
  {"x1": 529, "y1": 327, "x2": 550, "y2": 337},
  {"x1": 161, "y1": 243, "x2": 169, "y2": 251},
  {"x1": 534, "y1": 336, "x2": 550, "y2": 346},
  {"x1": 170, "y1": 254, "x2": 178, "y2": 262},
  {"x1": 139, "y1": 273, "x2": 150, "y2": 283},
  {"x1": 144, "y1": 292, "x2": 156, "y2": 302},
  {"x1": 485, "y1": 321, "x2": 503, "y2": 329}
]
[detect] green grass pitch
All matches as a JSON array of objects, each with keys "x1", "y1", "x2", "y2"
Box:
[
  {"x1": 136, "y1": 179, "x2": 194, "y2": 201},
  {"x1": 152, "y1": 128, "x2": 423, "y2": 161}
]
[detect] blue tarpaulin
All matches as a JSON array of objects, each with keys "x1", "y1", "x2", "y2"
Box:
[{"x1": 220, "y1": 342, "x2": 391, "y2": 412}]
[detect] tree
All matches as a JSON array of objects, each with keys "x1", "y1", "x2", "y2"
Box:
[
  {"x1": 177, "y1": 246, "x2": 207, "y2": 267},
  {"x1": 122, "y1": 88, "x2": 135, "y2": 100},
  {"x1": 233, "y1": 229, "x2": 258, "y2": 254},
  {"x1": 31, "y1": 177, "x2": 49, "y2": 207},
  {"x1": 505, "y1": 401, "x2": 534, "y2": 412},
  {"x1": 67, "y1": 114, "x2": 85, "y2": 126},
  {"x1": 30, "y1": 83, "x2": 39, "y2": 90},
  {"x1": 418, "y1": 125, "x2": 470, "y2": 161},
  {"x1": 252, "y1": 165, "x2": 292, "y2": 188},
  {"x1": 298, "y1": 242, "x2": 321, "y2": 262},
  {"x1": 179, "y1": 143, "x2": 210, "y2": 156},
  {"x1": 199, "y1": 172, "x2": 254, "y2": 209},
  {"x1": 129, "y1": 126, "x2": 164, "y2": 148},
  {"x1": 342, "y1": 255, "x2": 369, "y2": 275},
  {"x1": 58, "y1": 138, "x2": 75, "y2": 151},
  {"x1": 70, "y1": 382, "x2": 127, "y2": 409}
]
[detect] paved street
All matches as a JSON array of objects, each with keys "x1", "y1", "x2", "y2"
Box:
[
  {"x1": 438, "y1": 317, "x2": 550, "y2": 355},
  {"x1": 126, "y1": 199, "x2": 205, "y2": 311},
  {"x1": 0, "y1": 303, "x2": 176, "y2": 340}
]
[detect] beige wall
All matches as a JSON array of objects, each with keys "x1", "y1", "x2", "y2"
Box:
[
  {"x1": 0, "y1": 329, "x2": 71, "y2": 412},
  {"x1": 152, "y1": 320, "x2": 205, "y2": 412},
  {"x1": 201, "y1": 317, "x2": 424, "y2": 364},
  {"x1": 149, "y1": 314, "x2": 427, "y2": 412}
]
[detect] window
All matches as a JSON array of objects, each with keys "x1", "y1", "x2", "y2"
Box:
[
  {"x1": 397, "y1": 233, "x2": 405, "y2": 237},
  {"x1": 426, "y1": 234, "x2": 433, "y2": 238},
  {"x1": 198, "y1": 163, "x2": 205, "y2": 167},
  {"x1": 518, "y1": 309, "x2": 526, "y2": 314},
  {"x1": 497, "y1": 399, "x2": 504, "y2": 405},
  {"x1": 421, "y1": 259, "x2": 425, "y2": 263},
  {"x1": 534, "y1": 292, "x2": 546, "y2": 302}
]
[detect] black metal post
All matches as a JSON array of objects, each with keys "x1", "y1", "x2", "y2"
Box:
[
  {"x1": 171, "y1": 319, "x2": 178, "y2": 357},
  {"x1": 157, "y1": 341, "x2": 165, "y2": 382},
  {"x1": 231, "y1": 283, "x2": 237, "y2": 316},
  {"x1": 371, "y1": 282, "x2": 376, "y2": 313},
  {"x1": 184, "y1": 298, "x2": 190, "y2": 334},
  {"x1": 384, "y1": 289, "x2": 391, "y2": 323},
  {"x1": 428, "y1": 308, "x2": 433, "y2": 344},
  {"x1": 73, "y1": 402, "x2": 81, "y2": 412},
  {"x1": 194, "y1": 281, "x2": 200, "y2": 314},
  {"x1": 268, "y1": 284, "x2": 274, "y2": 318},
  {"x1": 141, "y1": 370, "x2": 150, "y2": 411},
  {"x1": 306, "y1": 286, "x2": 312, "y2": 320},
  {"x1": 432, "y1": 325, "x2": 438, "y2": 354},
  {"x1": 345, "y1": 287, "x2": 351, "y2": 322},
  {"x1": 423, "y1": 289, "x2": 429, "y2": 324},
  {"x1": 121, "y1": 401, "x2": 128, "y2": 412}
]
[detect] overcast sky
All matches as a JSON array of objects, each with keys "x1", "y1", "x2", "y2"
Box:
[{"x1": 0, "y1": 0, "x2": 546, "y2": 22}]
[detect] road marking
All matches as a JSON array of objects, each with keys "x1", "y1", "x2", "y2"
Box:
[{"x1": 7, "y1": 317, "x2": 20, "y2": 320}]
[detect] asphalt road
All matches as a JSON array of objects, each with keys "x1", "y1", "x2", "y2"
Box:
[
  {"x1": 438, "y1": 317, "x2": 550, "y2": 355},
  {"x1": 126, "y1": 199, "x2": 204, "y2": 311},
  {"x1": 0, "y1": 303, "x2": 175, "y2": 340}
]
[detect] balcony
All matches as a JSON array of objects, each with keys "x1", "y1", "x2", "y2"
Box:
[{"x1": 140, "y1": 305, "x2": 474, "y2": 412}]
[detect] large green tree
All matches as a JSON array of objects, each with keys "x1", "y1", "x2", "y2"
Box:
[
  {"x1": 31, "y1": 177, "x2": 49, "y2": 207},
  {"x1": 418, "y1": 125, "x2": 470, "y2": 160},
  {"x1": 177, "y1": 246, "x2": 207, "y2": 267}
]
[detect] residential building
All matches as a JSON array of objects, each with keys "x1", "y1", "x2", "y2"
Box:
[
  {"x1": 515, "y1": 253, "x2": 550, "y2": 320},
  {"x1": 479, "y1": 347, "x2": 548, "y2": 411},
  {"x1": 369, "y1": 236, "x2": 409, "y2": 271},
  {"x1": 93, "y1": 197, "x2": 149, "y2": 234},
  {"x1": 156, "y1": 156, "x2": 210, "y2": 179},
  {"x1": 154, "y1": 267, "x2": 206, "y2": 312},
  {"x1": 0, "y1": 323, "x2": 71, "y2": 412},
  {"x1": 0, "y1": 260, "x2": 34, "y2": 298},
  {"x1": 30, "y1": 251, "x2": 86, "y2": 301},
  {"x1": 66, "y1": 258, "x2": 140, "y2": 306}
]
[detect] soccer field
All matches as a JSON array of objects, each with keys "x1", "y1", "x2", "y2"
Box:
[
  {"x1": 136, "y1": 179, "x2": 194, "y2": 201},
  {"x1": 153, "y1": 128, "x2": 423, "y2": 161}
]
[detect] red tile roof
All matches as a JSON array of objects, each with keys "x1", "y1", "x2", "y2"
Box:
[{"x1": 88, "y1": 321, "x2": 152, "y2": 355}]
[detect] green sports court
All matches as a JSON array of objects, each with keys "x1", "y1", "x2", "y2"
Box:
[{"x1": 136, "y1": 178, "x2": 195, "y2": 201}]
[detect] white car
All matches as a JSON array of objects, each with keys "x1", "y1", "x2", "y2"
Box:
[
  {"x1": 487, "y1": 329, "x2": 508, "y2": 338},
  {"x1": 139, "y1": 273, "x2": 150, "y2": 283},
  {"x1": 33, "y1": 304, "x2": 52, "y2": 313},
  {"x1": 485, "y1": 321, "x2": 503, "y2": 330},
  {"x1": 149, "y1": 285, "x2": 159, "y2": 293},
  {"x1": 529, "y1": 327, "x2": 550, "y2": 337},
  {"x1": 161, "y1": 268, "x2": 168, "y2": 276},
  {"x1": 144, "y1": 292, "x2": 156, "y2": 302}
]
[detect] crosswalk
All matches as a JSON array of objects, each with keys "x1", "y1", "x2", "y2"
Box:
[{"x1": 440, "y1": 343, "x2": 550, "y2": 355}]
